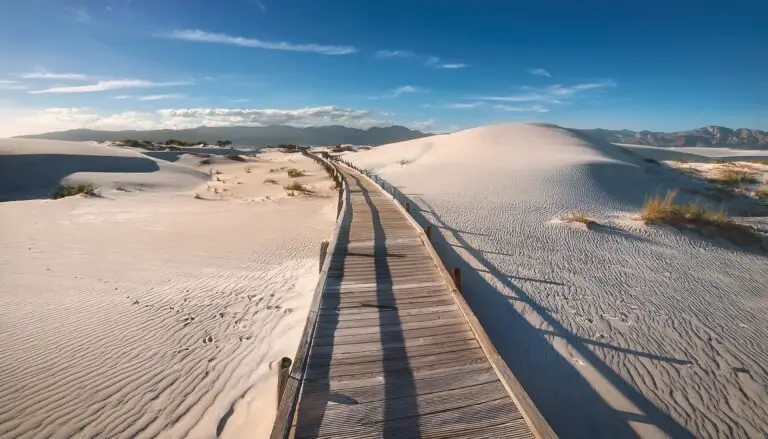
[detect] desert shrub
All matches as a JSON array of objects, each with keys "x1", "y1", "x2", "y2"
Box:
[
  {"x1": 755, "y1": 187, "x2": 768, "y2": 200},
  {"x1": 245, "y1": 166, "x2": 252, "y2": 174},
  {"x1": 264, "y1": 178, "x2": 279, "y2": 185},
  {"x1": 711, "y1": 159, "x2": 727, "y2": 164},
  {"x1": 200, "y1": 158, "x2": 213, "y2": 165},
  {"x1": 641, "y1": 189, "x2": 761, "y2": 245},
  {"x1": 52, "y1": 183, "x2": 96, "y2": 199},
  {"x1": 708, "y1": 168, "x2": 760, "y2": 185},
  {"x1": 749, "y1": 159, "x2": 768, "y2": 165},
  {"x1": 225, "y1": 154, "x2": 247, "y2": 162},
  {"x1": 166, "y1": 145, "x2": 182, "y2": 152},
  {"x1": 286, "y1": 168, "x2": 306, "y2": 178},
  {"x1": 165, "y1": 139, "x2": 187, "y2": 147},
  {"x1": 189, "y1": 152, "x2": 211, "y2": 158},
  {"x1": 680, "y1": 167, "x2": 703, "y2": 176},
  {"x1": 399, "y1": 159, "x2": 411, "y2": 166},
  {"x1": 284, "y1": 181, "x2": 310, "y2": 192},
  {"x1": 120, "y1": 139, "x2": 142, "y2": 147},
  {"x1": 563, "y1": 213, "x2": 596, "y2": 227}
]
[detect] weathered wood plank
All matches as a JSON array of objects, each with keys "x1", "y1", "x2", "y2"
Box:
[{"x1": 274, "y1": 158, "x2": 549, "y2": 439}]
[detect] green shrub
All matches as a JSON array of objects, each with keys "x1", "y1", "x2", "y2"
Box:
[{"x1": 52, "y1": 184, "x2": 96, "y2": 199}]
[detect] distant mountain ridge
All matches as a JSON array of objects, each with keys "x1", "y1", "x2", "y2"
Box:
[
  {"x1": 581, "y1": 126, "x2": 768, "y2": 149},
  {"x1": 15, "y1": 125, "x2": 431, "y2": 147}
]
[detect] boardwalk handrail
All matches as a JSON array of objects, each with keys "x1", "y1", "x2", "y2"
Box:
[
  {"x1": 332, "y1": 156, "x2": 558, "y2": 439},
  {"x1": 270, "y1": 151, "x2": 350, "y2": 438}
]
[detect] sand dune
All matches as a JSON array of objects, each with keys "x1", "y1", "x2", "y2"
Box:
[
  {"x1": 346, "y1": 123, "x2": 768, "y2": 438},
  {"x1": 0, "y1": 139, "x2": 336, "y2": 438}
]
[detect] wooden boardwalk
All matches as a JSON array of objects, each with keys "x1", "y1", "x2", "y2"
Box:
[{"x1": 272, "y1": 159, "x2": 555, "y2": 439}]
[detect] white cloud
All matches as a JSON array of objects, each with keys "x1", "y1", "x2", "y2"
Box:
[
  {"x1": 494, "y1": 104, "x2": 549, "y2": 113},
  {"x1": 29, "y1": 79, "x2": 192, "y2": 94},
  {"x1": 114, "y1": 95, "x2": 131, "y2": 100},
  {"x1": 68, "y1": 8, "x2": 91, "y2": 23},
  {"x1": 231, "y1": 98, "x2": 251, "y2": 103},
  {"x1": 254, "y1": 0, "x2": 266, "y2": 10},
  {"x1": 0, "y1": 105, "x2": 433, "y2": 137},
  {"x1": 425, "y1": 57, "x2": 468, "y2": 69},
  {"x1": 439, "y1": 63, "x2": 467, "y2": 69},
  {"x1": 20, "y1": 70, "x2": 89, "y2": 80},
  {"x1": 0, "y1": 80, "x2": 27, "y2": 90},
  {"x1": 477, "y1": 80, "x2": 616, "y2": 104},
  {"x1": 165, "y1": 29, "x2": 356, "y2": 55},
  {"x1": 138, "y1": 94, "x2": 186, "y2": 101},
  {"x1": 527, "y1": 68, "x2": 551, "y2": 77},
  {"x1": 445, "y1": 102, "x2": 484, "y2": 109},
  {"x1": 373, "y1": 85, "x2": 426, "y2": 99},
  {"x1": 375, "y1": 50, "x2": 415, "y2": 58}
]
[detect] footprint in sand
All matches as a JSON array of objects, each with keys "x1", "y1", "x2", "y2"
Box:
[
  {"x1": 202, "y1": 335, "x2": 214, "y2": 344},
  {"x1": 283, "y1": 308, "x2": 293, "y2": 314},
  {"x1": 238, "y1": 335, "x2": 253, "y2": 341}
]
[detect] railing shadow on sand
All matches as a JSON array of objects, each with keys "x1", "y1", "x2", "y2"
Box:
[{"x1": 330, "y1": 156, "x2": 695, "y2": 439}]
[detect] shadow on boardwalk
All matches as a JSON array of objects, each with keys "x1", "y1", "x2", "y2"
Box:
[
  {"x1": 293, "y1": 174, "x2": 420, "y2": 438},
  {"x1": 393, "y1": 193, "x2": 695, "y2": 439}
]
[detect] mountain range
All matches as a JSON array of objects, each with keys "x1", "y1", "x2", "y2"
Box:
[
  {"x1": 14, "y1": 124, "x2": 768, "y2": 149},
  {"x1": 581, "y1": 126, "x2": 768, "y2": 149},
  {"x1": 15, "y1": 125, "x2": 430, "y2": 147}
]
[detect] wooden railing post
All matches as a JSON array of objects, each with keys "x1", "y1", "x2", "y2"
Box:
[
  {"x1": 277, "y1": 357, "x2": 292, "y2": 406},
  {"x1": 319, "y1": 240, "x2": 329, "y2": 272},
  {"x1": 452, "y1": 267, "x2": 462, "y2": 293}
]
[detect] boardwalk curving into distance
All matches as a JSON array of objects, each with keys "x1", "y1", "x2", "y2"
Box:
[{"x1": 272, "y1": 155, "x2": 556, "y2": 439}]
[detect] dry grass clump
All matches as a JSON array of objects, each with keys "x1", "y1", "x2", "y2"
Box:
[
  {"x1": 200, "y1": 158, "x2": 213, "y2": 165},
  {"x1": 284, "y1": 181, "x2": 311, "y2": 193},
  {"x1": 244, "y1": 166, "x2": 252, "y2": 174},
  {"x1": 641, "y1": 189, "x2": 762, "y2": 246},
  {"x1": 399, "y1": 159, "x2": 411, "y2": 166},
  {"x1": 225, "y1": 154, "x2": 247, "y2": 162},
  {"x1": 286, "y1": 168, "x2": 306, "y2": 178},
  {"x1": 263, "y1": 178, "x2": 279, "y2": 185},
  {"x1": 749, "y1": 159, "x2": 768, "y2": 165},
  {"x1": 563, "y1": 213, "x2": 597, "y2": 227},
  {"x1": 52, "y1": 183, "x2": 97, "y2": 199},
  {"x1": 755, "y1": 186, "x2": 768, "y2": 200},
  {"x1": 708, "y1": 168, "x2": 760, "y2": 185}
]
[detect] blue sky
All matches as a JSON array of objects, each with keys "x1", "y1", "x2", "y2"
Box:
[{"x1": 1, "y1": 0, "x2": 766, "y2": 136}]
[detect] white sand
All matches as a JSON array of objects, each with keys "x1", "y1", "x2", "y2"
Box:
[
  {"x1": 0, "y1": 139, "x2": 336, "y2": 438},
  {"x1": 345, "y1": 124, "x2": 768, "y2": 438}
]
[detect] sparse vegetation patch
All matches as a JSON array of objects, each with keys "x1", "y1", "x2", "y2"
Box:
[
  {"x1": 284, "y1": 181, "x2": 311, "y2": 193},
  {"x1": 641, "y1": 189, "x2": 763, "y2": 246},
  {"x1": 286, "y1": 168, "x2": 306, "y2": 178},
  {"x1": 264, "y1": 178, "x2": 279, "y2": 185},
  {"x1": 52, "y1": 183, "x2": 96, "y2": 199},
  {"x1": 707, "y1": 168, "x2": 759, "y2": 186},
  {"x1": 225, "y1": 154, "x2": 247, "y2": 162},
  {"x1": 563, "y1": 213, "x2": 597, "y2": 227}
]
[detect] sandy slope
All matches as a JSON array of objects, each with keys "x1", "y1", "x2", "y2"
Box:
[
  {"x1": 0, "y1": 139, "x2": 336, "y2": 438},
  {"x1": 345, "y1": 124, "x2": 768, "y2": 438}
]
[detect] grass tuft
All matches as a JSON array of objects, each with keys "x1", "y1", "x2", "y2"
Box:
[
  {"x1": 755, "y1": 186, "x2": 768, "y2": 200},
  {"x1": 641, "y1": 189, "x2": 762, "y2": 246},
  {"x1": 707, "y1": 168, "x2": 760, "y2": 186},
  {"x1": 286, "y1": 168, "x2": 306, "y2": 178},
  {"x1": 52, "y1": 183, "x2": 96, "y2": 199},
  {"x1": 263, "y1": 178, "x2": 279, "y2": 185},
  {"x1": 284, "y1": 181, "x2": 311, "y2": 193},
  {"x1": 399, "y1": 159, "x2": 411, "y2": 166},
  {"x1": 563, "y1": 213, "x2": 597, "y2": 227},
  {"x1": 245, "y1": 166, "x2": 252, "y2": 174}
]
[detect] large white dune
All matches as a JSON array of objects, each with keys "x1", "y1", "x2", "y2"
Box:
[
  {"x1": 0, "y1": 139, "x2": 336, "y2": 438},
  {"x1": 346, "y1": 123, "x2": 768, "y2": 438}
]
